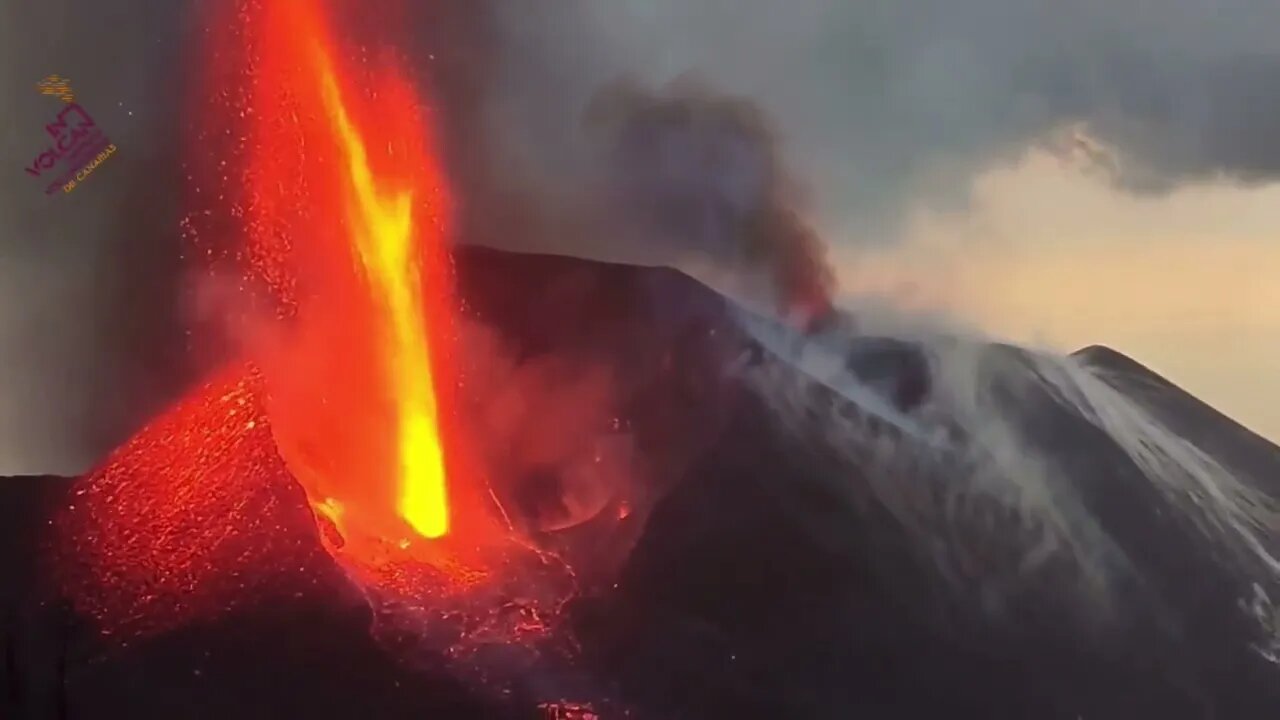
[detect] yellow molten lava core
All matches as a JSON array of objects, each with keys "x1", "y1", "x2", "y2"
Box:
[{"x1": 315, "y1": 50, "x2": 450, "y2": 539}]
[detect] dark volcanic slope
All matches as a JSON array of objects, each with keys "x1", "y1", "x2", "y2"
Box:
[
  {"x1": 1074, "y1": 344, "x2": 1280, "y2": 491},
  {"x1": 4, "y1": 248, "x2": 1280, "y2": 719},
  {"x1": 577, "y1": 340, "x2": 1280, "y2": 720}
]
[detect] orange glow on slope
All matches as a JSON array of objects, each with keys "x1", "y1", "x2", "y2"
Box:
[{"x1": 52, "y1": 367, "x2": 339, "y2": 638}]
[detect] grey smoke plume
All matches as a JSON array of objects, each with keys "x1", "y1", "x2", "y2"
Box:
[{"x1": 578, "y1": 80, "x2": 836, "y2": 321}]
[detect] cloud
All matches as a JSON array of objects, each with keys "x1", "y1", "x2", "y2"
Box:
[
  {"x1": 836, "y1": 149, "x2": 1280, "y2": 443},
  {"x1": 475, "y1": 0, "x2": 1280, "y2": 241}
]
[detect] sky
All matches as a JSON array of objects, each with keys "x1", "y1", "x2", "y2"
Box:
[
  {"x1": 834, "y1": 148, "x2": 1280, "y2": 442},
  {"x1": 477, "y1": 0, "x2": 1280, "y2": 443},
  {"x1": 1, "y1": 0, "x2": 1279, "y2": 475}
]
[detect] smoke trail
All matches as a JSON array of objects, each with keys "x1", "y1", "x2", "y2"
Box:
[{"x1": 580, "y1": 81, "x2": 835, "y2": 323}]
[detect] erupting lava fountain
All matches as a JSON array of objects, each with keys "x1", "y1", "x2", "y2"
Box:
[{"x1": 56, "y1": 0, "x2": 570, "y2": 640}]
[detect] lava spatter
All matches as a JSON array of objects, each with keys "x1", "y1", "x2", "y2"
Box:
[
  {"x1": 55, "y1": 0, "x2": 573, "y2": 642},
  {"x1": 52, "y1": 366, "x2": 331, "y2": 638}
]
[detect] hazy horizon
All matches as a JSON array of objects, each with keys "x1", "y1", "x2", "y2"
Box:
[{"x1": 834, "y1": 147, "x2": 1280, "y2": 444}]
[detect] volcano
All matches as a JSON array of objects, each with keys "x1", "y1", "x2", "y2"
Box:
[{"x1": 3, "y1": 245, "x2": 1280, "y2": 720}]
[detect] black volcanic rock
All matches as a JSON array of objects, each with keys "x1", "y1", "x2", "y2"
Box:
[
  {"x1": 576, "y1": 339, "x2": 1279, "y2": 719},
  {"x1": 3, "y1": 249, "x2": 1280, "y2": 719},
  {"x1": 843, "y1": 337, "x2": 931, "y2": 411}
]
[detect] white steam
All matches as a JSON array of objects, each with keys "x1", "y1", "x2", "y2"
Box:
[{"x1": 732, "y1": 298, "x2": 1280, "y2": 621}]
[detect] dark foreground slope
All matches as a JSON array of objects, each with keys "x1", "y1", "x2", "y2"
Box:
[{"x1": 4, "y1": 247, "x2": 1280, "y2": 719}]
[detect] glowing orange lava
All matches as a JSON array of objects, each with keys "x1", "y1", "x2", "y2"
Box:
[
  {"x1": 313, "y1": 28, "x2": 449, "y2": 540},
  {"x1": 237, "y1": 0, "x2": 484, "y2": 565},
  {"x1": 53, "y1": 0, "x2": 567, "y2": 642},
  {"x1": 53, "y1": 367, "x2": 339, "y2": 637}
]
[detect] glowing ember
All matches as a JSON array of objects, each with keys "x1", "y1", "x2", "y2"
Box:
[{"x1": 538, "y1": 702, "x2": 602, "y2": 720}]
